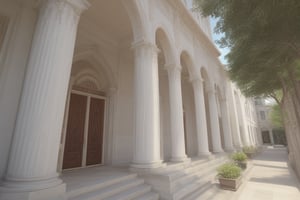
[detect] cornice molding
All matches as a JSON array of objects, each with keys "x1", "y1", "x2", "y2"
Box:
[{"x1": 165, "y1": 0, "x2": 220, "y2": 57}]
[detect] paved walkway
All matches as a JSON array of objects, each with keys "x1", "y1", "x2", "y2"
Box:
[{"x1": 231, "y1": 146, "x2": 300, "y2": 200}]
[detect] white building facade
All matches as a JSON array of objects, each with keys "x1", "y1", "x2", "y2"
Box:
[{"x1": 0, "y1": 0, "x2": 259, "y2": 199}]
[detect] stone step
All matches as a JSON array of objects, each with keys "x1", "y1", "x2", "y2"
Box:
[
  {"x1": 183, "y1": 181, "x2": 214, "y2": 200},
  {"x1": 104, "y1": 185, "x2": 152, "y2": 200},
  {"x1": 153, "y1": 156, "x2": 226, "y2": 182},
  {"x1": 194, "y1": 160, "x2": 226, "y2": 178},
  {"x1": 171, "y1": 173, "x2": 198, "y2": 190},
  {"x1": 135, "y1": 192, "x2": 160, "y2": 200},
  {"x1": 69, "y1": 178, "x2": 144, "y2": 200},
  {"x1": 66, "y1": 173, "x2": 138, "y2": 199},
  {"x1": 165, "y1": 157, "x2": 226, "y2": 181},
  {"x1": 165, "y1": 171, "x2": 187, "y2": 181},
  {"x1": 139, "y1": 154, "x2": 230, "y2": 200},
  {"x1": 174, "y1": 170, "x2": 225, "y2": 200},
  {"x1": 185, "y1": 162, "x2": 254, "y2": 200},
  {"x1": 173, "y1": 179, "x2": 209, "y2": 200},
  {"x1": 170, "y1": 157, "x2": 227, "y2": 190},
  {"x1": 153, "y1": 161, "x2": 189, "y2": 176},
  {"x1": 185, "y1": 156, "x2": 227, "y2": 174},
  {"x1": 189, "y1": 158, "x2": 209, "y2": 167}
]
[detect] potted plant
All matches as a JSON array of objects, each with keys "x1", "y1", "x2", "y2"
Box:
[
  {"x1": 231, "y1": 152, "x2": 247, "y2": 169},
  {"x1": 217, "y1": 162, "x2": 242, "y2": 191},
  {"x1": 243, "y1": 146, "x2": 256, "y2": 159}
]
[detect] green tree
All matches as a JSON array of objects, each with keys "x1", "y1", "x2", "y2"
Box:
[
  {"x1": 270, "y1": 104, "x2": 283, "y2": 128},
  {"x1": 195, "y1": 0, "x2": 300, "y2": 97},
  {"x1": 194, "y1": 0, "x2": 300, "y2": 177}
]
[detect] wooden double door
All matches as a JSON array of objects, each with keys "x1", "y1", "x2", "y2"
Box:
[{"x1": 63, "y1": 92, "x2": 105, "y2": 169}]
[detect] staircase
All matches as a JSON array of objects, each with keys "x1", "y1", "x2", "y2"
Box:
[
  {"x1": 140, "y1": 154, "x2": 228, "y2": 200},
  {"x1": 62, "y1": 154, "x2": 229, "y2": 200},
  {"x1": 65, "y1": 171, "x2": 159, "y2": 200}
]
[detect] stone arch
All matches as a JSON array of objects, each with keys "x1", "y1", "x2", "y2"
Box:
[
  {"x1": 71, "y1": 60, "x2": 104, "y2": 92},
  {"x1": 73, "y1": 46, "x2": 116, "y2": 91},
  {"x1": 180, "y1": 51, "x2": 197, "y2": 79},
  {"x1": 180, "y1": 51, "x2": 198, "y2": 157},
  {"x1": 155, "y1": 27, "x2": 175, "y2": 161},
  {"x1": 200, "y1": 67, "x2": 212, "y2": 89},
  {"x1": 121, "y1": 0, "x2": 151, "y2": 42},
  {"x1": 74, "y1": 70, "x2": 102, "y2": 91},
  {"x1": 155, "y1": 27, "x2": 176, "y2": 65}
]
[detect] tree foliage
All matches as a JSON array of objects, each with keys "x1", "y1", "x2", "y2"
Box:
[
  {"x1": 270, "y1": 104, "x2": 283, "y2": 128},
  {"x1": 194, "y1": 0, "x2": 300, "y2": 177},
  {"x1": 195, "y1": 0, "x2": 300, "y2": 98}
]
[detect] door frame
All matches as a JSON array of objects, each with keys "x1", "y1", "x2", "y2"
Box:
[{"x1": 59, "y1": 89, "x2": 107, "y2": 171}]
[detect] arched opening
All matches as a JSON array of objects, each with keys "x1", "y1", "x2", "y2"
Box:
[
  {"x1": 180, "y1": 52, "x2": 197, "y2": 157},
  {"x1": 201, "y1": 68, "x2": 213, "y2": 152},
  {"x1": 155, "y1": 28, "x2": 174, "y2": 161},
  {"x1": 59, "y1": 0, "x2": 138, "y2": 171}
]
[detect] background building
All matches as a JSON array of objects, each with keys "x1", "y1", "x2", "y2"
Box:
[{"x1": 255, "y1": 98, "x2": 286, "y2": 145}]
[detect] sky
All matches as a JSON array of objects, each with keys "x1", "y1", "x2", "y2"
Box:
[{"x1": 210, "y1": 17, "x2": 230, "y2": 65}]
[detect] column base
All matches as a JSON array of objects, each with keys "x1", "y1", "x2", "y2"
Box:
[
  {"x1": 170, "y1": 155, "x2": 190, "y2": 163},
  {"x1": 0, "y1": 181, "x2": 66, "y2": 200},
  {"x1": 234, "y1": 145, "x2": 243, "y2": 151},
  {"x1": 130, "y1": 160, "x2": 165, "y2": 173},
  {"x1": 212, "y1": 149, "x2": 224, "y2": 154},
  {"x1": 224, "y1": 148, "x2": 235, "y2": 153},
  {"x1": 197, "y1": 152, "x2": 212, "y2": 159}
]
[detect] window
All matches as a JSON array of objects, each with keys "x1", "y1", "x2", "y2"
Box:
[{"x1": 260, "y1": 111, "x2": 266, "y2": 120}]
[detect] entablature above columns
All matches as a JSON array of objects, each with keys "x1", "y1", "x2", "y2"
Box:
[
  {"x1": 36, "y1": 0, "x2": 90, "y2": 16},
  {"x1": 205, "y1": 83, "x2": 216, "y2": 94},
  {"x1": 189, "y1": 76, "x2": 204, "y2": 84},
  {"x1": 131, "y1": 39, "x2": 160, "y2": 53},
  {"x1": 164, "y1": 63, "x2": 182, "y2": 73}
]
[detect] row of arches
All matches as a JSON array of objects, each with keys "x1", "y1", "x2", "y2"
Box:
[
  {"x1": 155, "y1": 27, "x2": 228, "y2": 160},
  {"x1": 59, "y1": 0, "x2": 232, "y2": 168}
]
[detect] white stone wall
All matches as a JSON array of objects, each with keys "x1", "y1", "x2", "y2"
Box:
[{"x1": 0, "y1": 0, "x2": 261, "y2": 185}]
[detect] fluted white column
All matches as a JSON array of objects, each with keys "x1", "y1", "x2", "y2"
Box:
[
  {"x1": 230, "y1": 89, "x2": 243, "y2": 149},
  {"x1": 207, "y1": 86, "x2": 223, "y2": 153},
  {"x1": 131, "y1": 40, "x2": 162, "y2": 169},
  {"x1": 2, "y1": 0, "x2": 89, "y2": 192},
  {"x1": 236, "y1": 97, "x2": 251, "y2": 146},
  {"x1": 220, "y1": 98, "x2": 234, "y2": 151},
  {"x1": 191, "y1": 78, "x2": 210, "y2": 156},
  {"x1": 165, "y1": 64, "x2": 187, "y2": 162}
]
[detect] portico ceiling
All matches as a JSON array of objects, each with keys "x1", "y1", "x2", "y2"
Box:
[{"x1": 79, "y1": 0, "x2": 133, "y2": 45}]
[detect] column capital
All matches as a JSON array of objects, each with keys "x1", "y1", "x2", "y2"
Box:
[
  {"x1": 131, "y1": 39, "x2": 160, "y2": 53},
  {"x1": 38, "y1": 0, "x2": 90, "y2": 15},
  {"x1": 190, "y1": 76, "x2": 204, "y2": 84},
  {"x1": 220, "y1": 96, "x2": 227, "y2": 102},
  {"x1": 206, "y1": 84, "x2": 215, "y2": 94},
  {"x1": 164, "y1": 63, "x2": 181, "y2": 73}
]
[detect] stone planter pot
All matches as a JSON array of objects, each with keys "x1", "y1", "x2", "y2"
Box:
[
  {"x1": 219, "y1": 176, "x2": 242, "y2": 191},
  {"x1": 236, "y1": 161, "x2": 247, "y2": 169}
]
